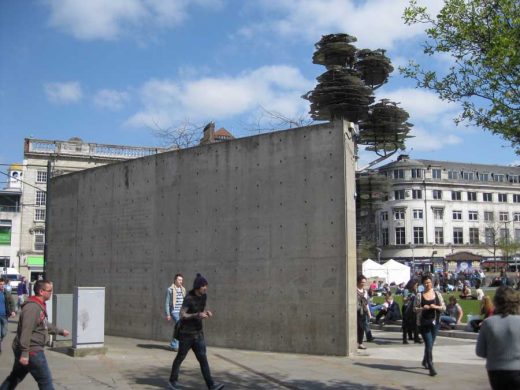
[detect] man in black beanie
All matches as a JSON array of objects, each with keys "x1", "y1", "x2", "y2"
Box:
[{"x1": 168, "y1": 273, "x2": 224, "y2": 390}]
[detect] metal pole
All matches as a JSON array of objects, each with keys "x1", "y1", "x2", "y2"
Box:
[{"x1": 43, "y1": 160, "x2": 51, "y2": 279}]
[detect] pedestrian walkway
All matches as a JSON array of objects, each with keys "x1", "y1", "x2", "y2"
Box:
[{"x1": 0, "y1": 317, "x2": 489, "y2": 389}]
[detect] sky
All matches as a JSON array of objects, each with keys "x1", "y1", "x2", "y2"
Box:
[{"x1": 1, "y1": 0, "x2": 518, "y2": 185}]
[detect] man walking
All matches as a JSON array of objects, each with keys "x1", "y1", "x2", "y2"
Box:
[
  {"x1": 165, "y1": 273, "x2": 186, "y2": 351},
  {"x1": 0, "y1": 278, "x2": 16, "y2": 354},
  {"x1": 0, "y1": 279, "x2": 69, "y2": 390},
  {"x1": 168, "y1": 273, "x2": 224, "y2": 390}
]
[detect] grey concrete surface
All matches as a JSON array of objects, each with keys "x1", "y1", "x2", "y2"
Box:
[
  {"x1": 0, "y1": 317, "x2": 490, "y2": 390},
  {"x1": 46, "y1": 121, "x2": 359, "y2": 355}
]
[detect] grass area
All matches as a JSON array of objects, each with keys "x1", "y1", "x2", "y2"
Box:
[{"x1": 372, "y1": 289, "x2": 496, "y2": 323}]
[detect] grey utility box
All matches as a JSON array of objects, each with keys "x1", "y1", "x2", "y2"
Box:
[
  {"x1": 52, "y1": 294, "x2": 73, "y2": 343},
  {"x1": 68, "y1": 287, "x2": 106, "y2": 357}
]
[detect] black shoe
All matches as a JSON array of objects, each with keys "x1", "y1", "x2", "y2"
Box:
[
  {"x1": 209, "y1": 384, "x2": 224, "y2": 390},
  {"x1": 168, "y1": 381, "x2": 180, "y2": 390},
  {"x1": 414, "y1": 339, "x2": 423, "y2": 344},
  {"x1": 366, "y1": 337, "x2": 375, "y2": 342},
  {"x1": 429, "y1": 365, "x2": 437, "y2": 376},
  {"x1": 403, "y1": 339, "x2": 409, "y2": 344},
  {"x1": 421, "y1": 358, "x2": 428, "y2": 369}
]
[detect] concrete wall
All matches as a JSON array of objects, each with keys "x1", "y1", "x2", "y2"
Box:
[{"x1": 47, "y1": 120, "x2": 358, "y2": 355}]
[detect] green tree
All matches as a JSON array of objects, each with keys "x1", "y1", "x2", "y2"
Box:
[{"x1": 401, "y1": 0, "x2": 520, "y2": 150}]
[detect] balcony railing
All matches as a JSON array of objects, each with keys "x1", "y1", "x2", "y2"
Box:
[{"x1": 25, "y1": 138, "x2": 166, "y2": 160}]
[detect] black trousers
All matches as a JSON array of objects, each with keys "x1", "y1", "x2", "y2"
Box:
[{"x1": 488, "y1": 370, "x2": 520, "y2": 390}]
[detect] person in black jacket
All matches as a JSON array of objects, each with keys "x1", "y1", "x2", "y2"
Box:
[
  {"x1": 168, "y1": 274, "x2": 224, "y2": 390},
  {"x1": 0, "y1": 278, "x2": 16, "y2": 354},
  {"x1": 375, "y1": 292, "x2": 401, "y2": 324}
]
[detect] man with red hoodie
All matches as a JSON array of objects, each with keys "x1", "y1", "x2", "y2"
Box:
[{"x1": 0, "y1": 279, "x2": 69, "y2": 390}]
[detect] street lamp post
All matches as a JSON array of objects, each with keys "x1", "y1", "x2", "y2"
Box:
[
  {"x1": 409, "y1": 243, "x2": 415, "y2": 274},
  {"x1": 376, "y1": 247, "x2": 382, "y2": 264}
]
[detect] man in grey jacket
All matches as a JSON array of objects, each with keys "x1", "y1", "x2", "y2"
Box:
[{"x1": 0, "y1": 279, "x2": 69, "y2": 390}]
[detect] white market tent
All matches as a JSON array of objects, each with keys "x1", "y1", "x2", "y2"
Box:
[
  {"x1": 362, "y1": 259, "x2": 386, "y2": 280},
  {"x1": 382, "y1": 259, "x2": 411, "y2": 285}
]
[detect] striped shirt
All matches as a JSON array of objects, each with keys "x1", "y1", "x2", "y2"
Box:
[{"x1": 173, "y1": 286, "x2": 184, "y2": 315}]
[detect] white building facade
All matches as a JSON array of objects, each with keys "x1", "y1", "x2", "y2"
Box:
[
  {"x1": 19, "y1": 137, "x2": 167, "y2": 280},
  {"x1": 376, "y1": 155, "x2": 520, "y2": 273},
  {"x1": 0, "y1": 164, "x2": 23, "y2": 272}
]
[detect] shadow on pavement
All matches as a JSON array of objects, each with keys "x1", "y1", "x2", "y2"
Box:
[
  {"x1": 126, "y1": 364, "x2": 410, "y2": 390},
  {"x1": 137, "y1": 343, "x2": 172, "y2": 351},
  {"x1": 354, "y1": 361, "x2": 427, "y2": 376}
]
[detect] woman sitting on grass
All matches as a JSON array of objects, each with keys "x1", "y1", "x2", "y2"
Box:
[{"x1": 470, "y1": 295, "x2": 494, "y2": 332}]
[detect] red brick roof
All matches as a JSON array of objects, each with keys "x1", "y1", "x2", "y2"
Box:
[{"x1": 214, "y1": 128, "x2": 234, "y2": 139}]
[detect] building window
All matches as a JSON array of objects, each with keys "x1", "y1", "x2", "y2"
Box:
[
  {"x1": 382, "y1": 228, "x2": 389, "y2": 246},
  {"x1": 452, "y1": 210, "x2": 462, "y2": 220},
  {"x1": 451, "y1": 191, "x2": 462, "y2": 200},
  {"x1": 467, "y1": 192, "x2": 477, "y2": 201},
  {"x1": 499, "y1": 212, "x2": 509, "y2": 221},
  {"x1": 34, "y1": 228, "x2": 45, "y2": 251},
  {"x1": 393, "y1": 169, "x2": 404, "y2": 179},
  {"x1": 514, "y1": 212, "x2": 520, "y2": 222},
  {"x1": 395, "y1": 227, "x2": 406, "y2": 245},
  {"x1": 380, "y1": 211, "x2": 388, "y2": 221},
  {"x1": 515, "y1": 229, "x2": 520, "y2": 242},
  {"x1": 494, "y1": 174, "x2": 505, "y2": 182},
  {"x1": 509, "y1": 175, "x2": 519, "y2": 183},
  {"x1": 394, "y1": 190, "x2": 405, "y2": 200},
  {"x1": 479, "y1": 172, "x2": 489, "y2": 181},
  {"x1": 500, "y1": 228, "x2": 509, "y2": 240},
  {"x1": 469, "y1": 228, "x2": 479, "y2": 244},
  {"x1": 468, "y1": 211, "x2": 478, "y2": 221},
  {"x1": 483, "y1": 193, "x2": 493, "y2": 202},
  {"x1": 394, "y1": 209, "x2": 405, "y2": 220},
  {"x1": 498, "y1": 193, "x2": 508, "y2": 203},
  {"x1": 413, "y1": 227, "x2": 424, "y2": 244},
  {"x1": 513, "y1": 194, "x2": 520, "y2": 203},
  {"x1": 485, "y1": 228, "x2": 495, "y2": 245},
  {"x1": 432, "y1": 190, "x2": 442, "y2": 200},
  {"x1": 435, "y1": 227, "x2": 444, "y2": 244},
  {"x1": 35, "y1": 209, "x2": 46, "y2": 221},
  {"x1": 431, "y1": 169, "x2": 441, "y2": 179},
  {"x1": 35, "y1": 191, "x2": 46, "y2": 207},
  {"x1": 448, "y1": 170, "x2": 459, "y2": 180},
  {"x1": 413, "y1": 209, "x2": 423, "y2": 219},
  {"x1": 433, "y1": 208, "x2": 444, "y2": 220},
  {"x1": 411, "y1": 169, "x2": 423, "y2": 179},
  {"x1": 462, "y1": 171, "x2": 474, "y2": 180},
  {"x1": 0, "y1": 220, "x2": 12, "y2": 245},
  {"x1": 36, "y1": 171, "x2": 48, "y2": 183},
  {"x1": 412, "y1": 189, "x2": 422, "y2": 199},
  {"x1": 484, "y1": 211, "x2": 494, "y2": 221},
  {"x1": 453, "y1": 228, "x2": 463, "y2": 244}
]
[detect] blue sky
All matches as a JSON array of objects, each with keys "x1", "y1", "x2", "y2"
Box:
[{"x1": 1, "y1": 0, "x2": 518, "y2": 183}]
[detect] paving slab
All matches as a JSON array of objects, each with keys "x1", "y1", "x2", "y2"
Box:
[{"x1": 0, "y1": 317, "x2": 489, "y2": 390}]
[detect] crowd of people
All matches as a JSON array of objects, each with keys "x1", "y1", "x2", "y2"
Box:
[{"x1": 357, "y1": 272, "x2": 520, "y2": 388}]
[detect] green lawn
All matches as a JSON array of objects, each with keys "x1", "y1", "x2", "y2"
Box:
[{"x1": 372, "y1": 289, "x2": 495, "y2": 322}]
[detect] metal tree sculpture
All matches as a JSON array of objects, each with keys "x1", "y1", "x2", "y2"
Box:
[{"x1": 303, "y1": 33, "x2": 412, "y2": 158}]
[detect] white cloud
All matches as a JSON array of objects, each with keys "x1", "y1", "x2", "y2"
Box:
[
  {"x1": 44, "y1": 81, "x2": 83, "y2": 104},
  {"x1": 125, "y1": 65, "x2": 313, "y2": 129},
  {"x1": 406, "y1": 126, "x2": 462, "y2": 152},
  {"x1": 93, "y1": 89, "x2": 130, "y2": 110},
  {"x1": 46, "y1": 0, "x2": 223, "y2": 41},
  {"x1": 377, "y1": 88, "x2": 458, "y2": 123},
  {"x1": 251, "y1": 0, "x2": 443, "y2": 49}
]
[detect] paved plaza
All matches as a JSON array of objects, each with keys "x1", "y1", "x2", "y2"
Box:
[{"x1": 0, "y1": 317, "x2": 490, "y2": 390}]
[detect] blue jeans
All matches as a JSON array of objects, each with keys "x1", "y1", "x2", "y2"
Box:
[
  {"x1": 170, "y1": 312, "x2": 180, "y2": 349},
  {"x1": 420, "y1": 322, "x2": 440, "y2": 363},
  {"x1": 0, "y1": 349, "x2": 54, "y2": 390},
  {"x1": 169, "y1": 332, "x2": 214, "y2": 388},
  {"x1": 0, "y1": 316, "x2": 8, "y2": 341},
  {"x1": 439, "y1": 315, "x2": 456, "y2": 327}
]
